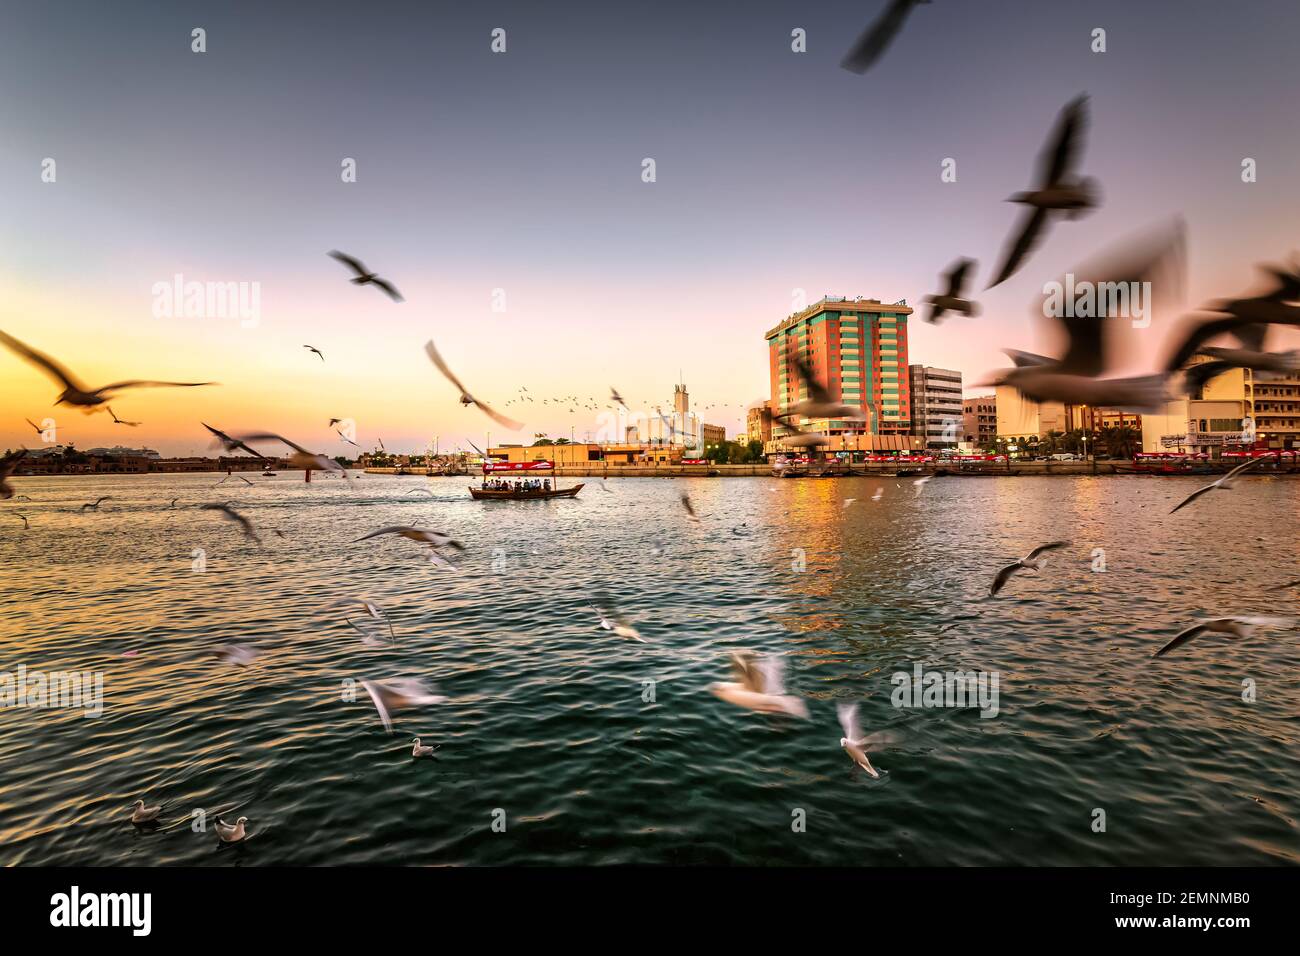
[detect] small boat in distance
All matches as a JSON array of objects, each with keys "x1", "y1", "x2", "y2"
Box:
[{"x1": 469, "y1": 459, "x2": 582, "y2": 500}]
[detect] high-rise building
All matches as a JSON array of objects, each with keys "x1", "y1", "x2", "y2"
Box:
[
  {"x1": 962, "y1": 394, "x2": 997, "y2": 447},
  {"x1": 908, "y1": 366, "x2": 963, "y2": 449},
  {"x1": 745, "y1": 405, "x2": 771, "y2": 446},
  {"x1": 764, "y1": 296, "x2": 912, "y2": 449}
]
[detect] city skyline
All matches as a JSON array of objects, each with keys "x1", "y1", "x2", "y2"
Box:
[{"x1": 4, "y1": 0, "x2": 1300, "y2": 456}]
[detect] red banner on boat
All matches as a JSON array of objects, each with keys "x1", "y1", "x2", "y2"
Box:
[
  {"x1": 681, "y1": 458, "x2": 707, "y2": 465},
  {"x1": 483, "y1": 460, "x2": 554, "y2": 472}
]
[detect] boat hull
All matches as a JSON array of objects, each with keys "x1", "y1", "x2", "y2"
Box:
[{"x1": 469, "y1": 484, "x2": 583, "y2": 500}]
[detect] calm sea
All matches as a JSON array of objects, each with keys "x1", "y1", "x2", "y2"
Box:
[{"x1": 1, "y1": 471, "x2": 1297, "y2": 866}]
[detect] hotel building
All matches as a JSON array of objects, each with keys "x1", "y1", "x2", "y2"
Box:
[
  {"x1": 962, "y1": 394, "x2": 998, "y2": 447},
  {"x1": 1141, "y1": 363, "x2": 1300, "y2": 454},
  {"x1": 764, "y1": 296, "x2": 912, "y2": 450},
  {"x1": 908, "y1": 366, "x2": 963, "y2": 449}
]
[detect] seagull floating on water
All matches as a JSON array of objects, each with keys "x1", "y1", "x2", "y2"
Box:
[
  {"x1": 411, "y1": 737, "x2": 439, "y2": 758},
  {"x1": 214, "y1": 816, "x2": 249, "y2": 843},
  {"x1": 130, "y1": 799, "x2": 163, "y2": 824}
]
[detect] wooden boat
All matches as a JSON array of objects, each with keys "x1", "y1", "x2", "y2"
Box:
[{"x1": 469, "y1": 483, "x2": 583, "y2": 500}]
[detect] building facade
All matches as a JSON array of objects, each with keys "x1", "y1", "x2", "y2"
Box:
[
  {"x1": 908, "y1": 366, "x2": 963, "y2": 449},
  {"x1": 996, "y1": 387, "x2": 1143, "y2": 455},
  {"x1": 962, "y1": 394, "x2": 997, "y2": 448},
  {"x1": 765, "y1": 296, "x2": 912, "y2": 450},
  {"x1": 1141, "y1": 362, "x2": 1300, "y2": 454}
]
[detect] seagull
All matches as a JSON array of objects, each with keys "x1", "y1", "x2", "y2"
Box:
[
  {"x1": 211, "y1": 643, "x2": 259, "y2": 666},
  {"x1": 359, "y1": 678, "x2": 448, "y2": 734},
  {"x1": 214, "y1": 816, "x2": 249, "y2": 843},
  {"x1": 912, "y1": 477, "x2": 932, "y2": 496},
  {"x1": 201, "y1": 503, "x2": 263, "y2": 545},
  {"x1": 680, "y1": 492, "x2": 701, "y2": 522},
  {"x1": 871, "y1": 486, "x2": 884, "y2": 501},
  {"x1": 23, "y1": 418, "x2": 45, "y2": 436},
  {"x1": 837, "y1": 703, "x2": 899, "y2": 778},
  {"x1": 130, "y1": 799, "x2": 163, "y2": 824},
  {"x1": 80, "y1": 496, "x2": 112, "y2": 512},
  {"x1": 610, "y1": 387, "x2": 628, "y2": 408},
  {"x1": 202, "y1": 423, "x2": 269, "y2": 460},
  {"x1": 168, "y1": 497, "x2": 180, "y2": 508},
  {"x1": 784, "y1": 357, "x2": 867, "y2": 421},
  {"x1": 924, "y1": 258, "x2": 981, "y2": 323},
  {"x1": 1153, "y1": 616, "x2": 1294, "y2": 658},
  {"x1": 235, "y1": 432, "x2": 346, "y2": 476},
  {"x1": 424, "y1": 339, "x2": 522, "y2": 430},
  {"x1": 988, "y1": 95, "x2": 1097, "y2": 288},
  {"x1": 1, "y1": 449, "x2": 27, "y2": 500},
  {"x1": 107, "y1": 406, "x2": 140, "y2": 427},
  {"x1": 843, "y1": 498, "x2": 857, "y2": 508},
  {"x1": 327, "y1": 250, "x2": 403, "y2": 302},
  {"x1": 707, "y1": 651, "x2": 809, "y2": 718},
  {"x1": 590, "y1": 601, "x2": 646, "y2": 642},
  {"x1": 0, "y1": 329, "x2": 216, "y2": 410},
  {"x1": 411, "y1": 737, "x2": 439, "y2": 758},
  {"x1": 344, "y1": 597, "x2": 396, "y2": 642},
  {"x1": 11, "y1": 513, "x2": 29, "y2": 529},
  {"x1": 840, "y1": 0, "x2": 930, "y2": 74},
  {"x1": 354, "y1": 526, "x2": 463, "y2": 550},
  {"x1": 214, "y1": 473, "x2": 254, "y2": 487},
  {"x1": 989, "y1": 541, "x2": 1071, "y2": 597},
  {"x1": 1169, "y1": 456, "x2": 1272, "y2": 514}
]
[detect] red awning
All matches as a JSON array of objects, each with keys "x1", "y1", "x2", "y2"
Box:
[{"x1": 484, "y1": 460, "x2": 554, "y2": 471}]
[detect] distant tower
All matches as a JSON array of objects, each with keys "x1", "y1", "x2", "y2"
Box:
[{"x1": 674, "y1": 382, "x2": 689, "y2": 415}]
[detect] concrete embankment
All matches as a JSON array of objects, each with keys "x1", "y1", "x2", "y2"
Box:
[{"x1": 365, "y1": 461, "x2": 1300, "y2": 478}]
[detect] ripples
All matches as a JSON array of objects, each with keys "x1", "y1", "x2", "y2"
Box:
[{"x1": 1, "y1": 472, "x2": 1298, "y2": 865}]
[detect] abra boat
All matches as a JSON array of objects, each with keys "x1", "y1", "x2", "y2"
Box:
[{"x1": 469, "y1": 459, "x2": 582, "y2": 500}]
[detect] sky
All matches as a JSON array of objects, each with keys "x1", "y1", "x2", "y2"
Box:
[{"x1": 2, "y1": 0, "x2": 1299, "y2": 456}]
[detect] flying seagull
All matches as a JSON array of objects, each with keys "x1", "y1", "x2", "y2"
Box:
[
  {"x1": 106, "y1": 406, "x2": 141, "y2": 427},
  {"x1": 304, "y1": 345, "x2": 325, "y2": 361},
  {"x1": 837, "y1": 703, "x2": 900, "y2": 778},
  {"x1": 342, "y1": 597, "x2": 397, "y2": 643},
  {"x1": 359, "y1": 678, "x2": 448, "y2": 734},
  {"x1": 707, "y1": 651, "x2": 809, "y2": 718},
  {"x1": 680, "y1": 492, "x2": 701, "y2": 523},
  {"x1": 840, "y1": 0, "x2": 930, "y2": 74},
  {"x1": 327, "y1": 250, "x2": 403, "y2": 302},
  {"x1": 923, "y1": 258, "x2": 980, "y2": 324},
  {"x1": 80, "y1": 496, "x2": 112, "y2": 512},
  {"x1": 988, "y1": 94, "x2": 1097, "y2": 288},
  {"x1": 201, "y1": 503, "x2": 263, "y2": 545},
  {"x1": 1163, "y1": 263, "x2": 1300, "y2": 375},
  {"x1": 11, "y1": 513, "x2": 30, "y2": 530},
  {"x1": 1153, "y1": 616, "x2": 1294, "y2": 658},
  {"x1": 989, "y1": 540, "x2": 1071, "y2": 597},
  {"x1": 354, "y1": 526, "x2": 463, "y2": 549},
  {"x1": 211, "y1": 643, "x2": 259, "y2": 666},
  {"x1": 590, "y1": 599, "x2": 646, "y2": 642},
  {"x1": 235, "y1": 432, "x2": 346, "y2": 476},
  {"x1": 1169, "y1": 455, "x2": 1272, "y2": 514},
  {"x1": 610, "y1": 387, "x2": 628, "y2": 409},
  {"x1": 202, "y1": 423, "x2": 269, "y2": 460},
  {"x1": 785, "y1": 356, "x2": 867, "y2": 421},
  {"x1": 0, "y1": 329, "x2": 216, "y2": 410},
  {"x1": 0, "y1": 449, "x2": 27, "y2": 500},
  {"x1": 424, "y1": 339, "x2": 522, "y2": 430}
]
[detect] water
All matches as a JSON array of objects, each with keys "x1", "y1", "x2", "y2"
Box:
[{"x1": 1, "y1": 472, "x2": 1297, "y2": 866}]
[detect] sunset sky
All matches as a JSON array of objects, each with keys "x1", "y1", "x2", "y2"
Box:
[{"x1": 2, "y1": 0, "x2": 1299, "y2": 456}]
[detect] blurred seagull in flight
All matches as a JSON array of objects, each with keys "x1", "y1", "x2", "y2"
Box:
[
  {"x1": 424, "y1": 339, "x2": 523, "y2": 430},
  {"x1": 0, "y1": 329, "x2": 216, "y2": 410},
  {"x1": 590, "y1": 599, "x2": 646, "y2": 642},
  {"x1": 1, "y1": 449, "x2": 27, "y2": 500},
  {"x1": 236, "y1": 432, "x2": 348, "y2": 477},
  {"x1": 11, "y1": 513, "x2": 30, "y2": 530},
  {"x1": 913, "y1": 476, "x2": 932, "y2": 496},
  {"x1": 210, "y1": 644, "x2": 259, "y2": 666},
  {"x1": 80, "y1": 496, "x2": 112, "y2": 512},
  {"x1": 837, "y1": 703, "x2": 900, "y2": 778},
  {"x1": 201, "y1": 503, "x2": 263, "y2": 545},
  {"x1": 327, "y1": 250, "x2": 403, "y2": 302},
  {"x1": 707, "y1": 651, "x2": 809, "y2": 718},
  {"x1": 680, "y1": 492, "x2": 701, "y2": 522},
  {"x1": 354, "y1": 526, "x2": 463, "y2": 550},
  {"x1": 840, "y1": 0, "x2": 930, "y2": 74},
  {"x1": 202, "y1": 423, "x2": 269, "y2": 460},
  {"x1": 990, "y1": 541, "x2": 1071, "y2": 597},
  {"x1": 988, "y1": 94, "x2": 1097, "y2": 288},
  {"x1": 107, "y1": 407, "x2": 140, "y2": 427},
  {"x1": 923, "y1": 258, "x2": 981, "y2": 324},
  {"x1": 360, "y1": 678, "x2": 448, "y2": 734},
  {"x1": 1169, "y1": 456, "x2": 1272, "y2": 514},
  {"x1": 1153, "y1": 616, "x2": 1294, "y2": 658},
  {"x1": 304, "y1": 345, "x2": 325, "y2": 361}
]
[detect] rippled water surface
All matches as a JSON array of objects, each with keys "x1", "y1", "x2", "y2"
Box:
[{"x1": 1, "y1": 472, "x2": 1298, "y2": 866}]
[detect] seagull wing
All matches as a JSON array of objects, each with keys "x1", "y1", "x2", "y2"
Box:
[
  {"x1": 989, "y1": 562, "x2": 1022, "y2": 597},
  {"x1": 729, "y1": 651, "x2": 763, "y2": 692},
  {"x1": 1038, "y1": 94, "x2": 1088, "y2": 186},
  {"x1": 472, "y1": 398, "x2": 523, "y2": 431},
  {"x1": 1025, "y1": 540, "x2": 1071, "y2": 562},
  {"x1": 945, "y1": 257, "x2": 975, "y2": 297},
  {"x1": 328, "y1": 249, "x2": 368, "y2": 277},
  {"x1": 0, "y1": 329, "x2": 87, "y2": 391},
  {"x1": 792, "y1": 354, "x2": 833, "y2": 404},
  {"x1": 353, "y1": 525, "x2": 413, "y2": 542},
  {"x1": 757, "y1": 655, "x2": 787, "y2": 695},
  {"x1": 98, "y1": 379, "x2": 216, "y2": 395},
  {"x1": 988, "y1": 206, "x2": 1049, "y2": 289},
  {"x1": 236, "y1": 432, "x2": 311, "y2": 455},
  {"x1": 839, "y1": 0, "x2": 919, "y2": 74},
  {"x1": 1153, "y1": 623, "x2": 1210, "y2": 658},
  {"x1": 372, "y1": 278, "x2": 404, "y2": 302},
  {"x1": 359, "y1": 679, "x2": 394, "y2": 733},
  {"x1": 836, "y1": 702, "x2": 861, "y2": 744},
  {"x1": 1169, "y1": 482, "x2": 1216, "y2": 514},
  {"x1": 1222, "y1": 454, "x2": 1270, "y2": 483}
]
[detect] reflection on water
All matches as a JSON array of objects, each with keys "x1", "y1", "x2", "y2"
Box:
[{"x1": 1, "y1": 472, "x2": 1297, "y2": 865}]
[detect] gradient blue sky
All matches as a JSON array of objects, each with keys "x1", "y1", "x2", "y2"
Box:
[{"x1": 2, "y1": 0, "x2": 1298, "y2": 455}]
